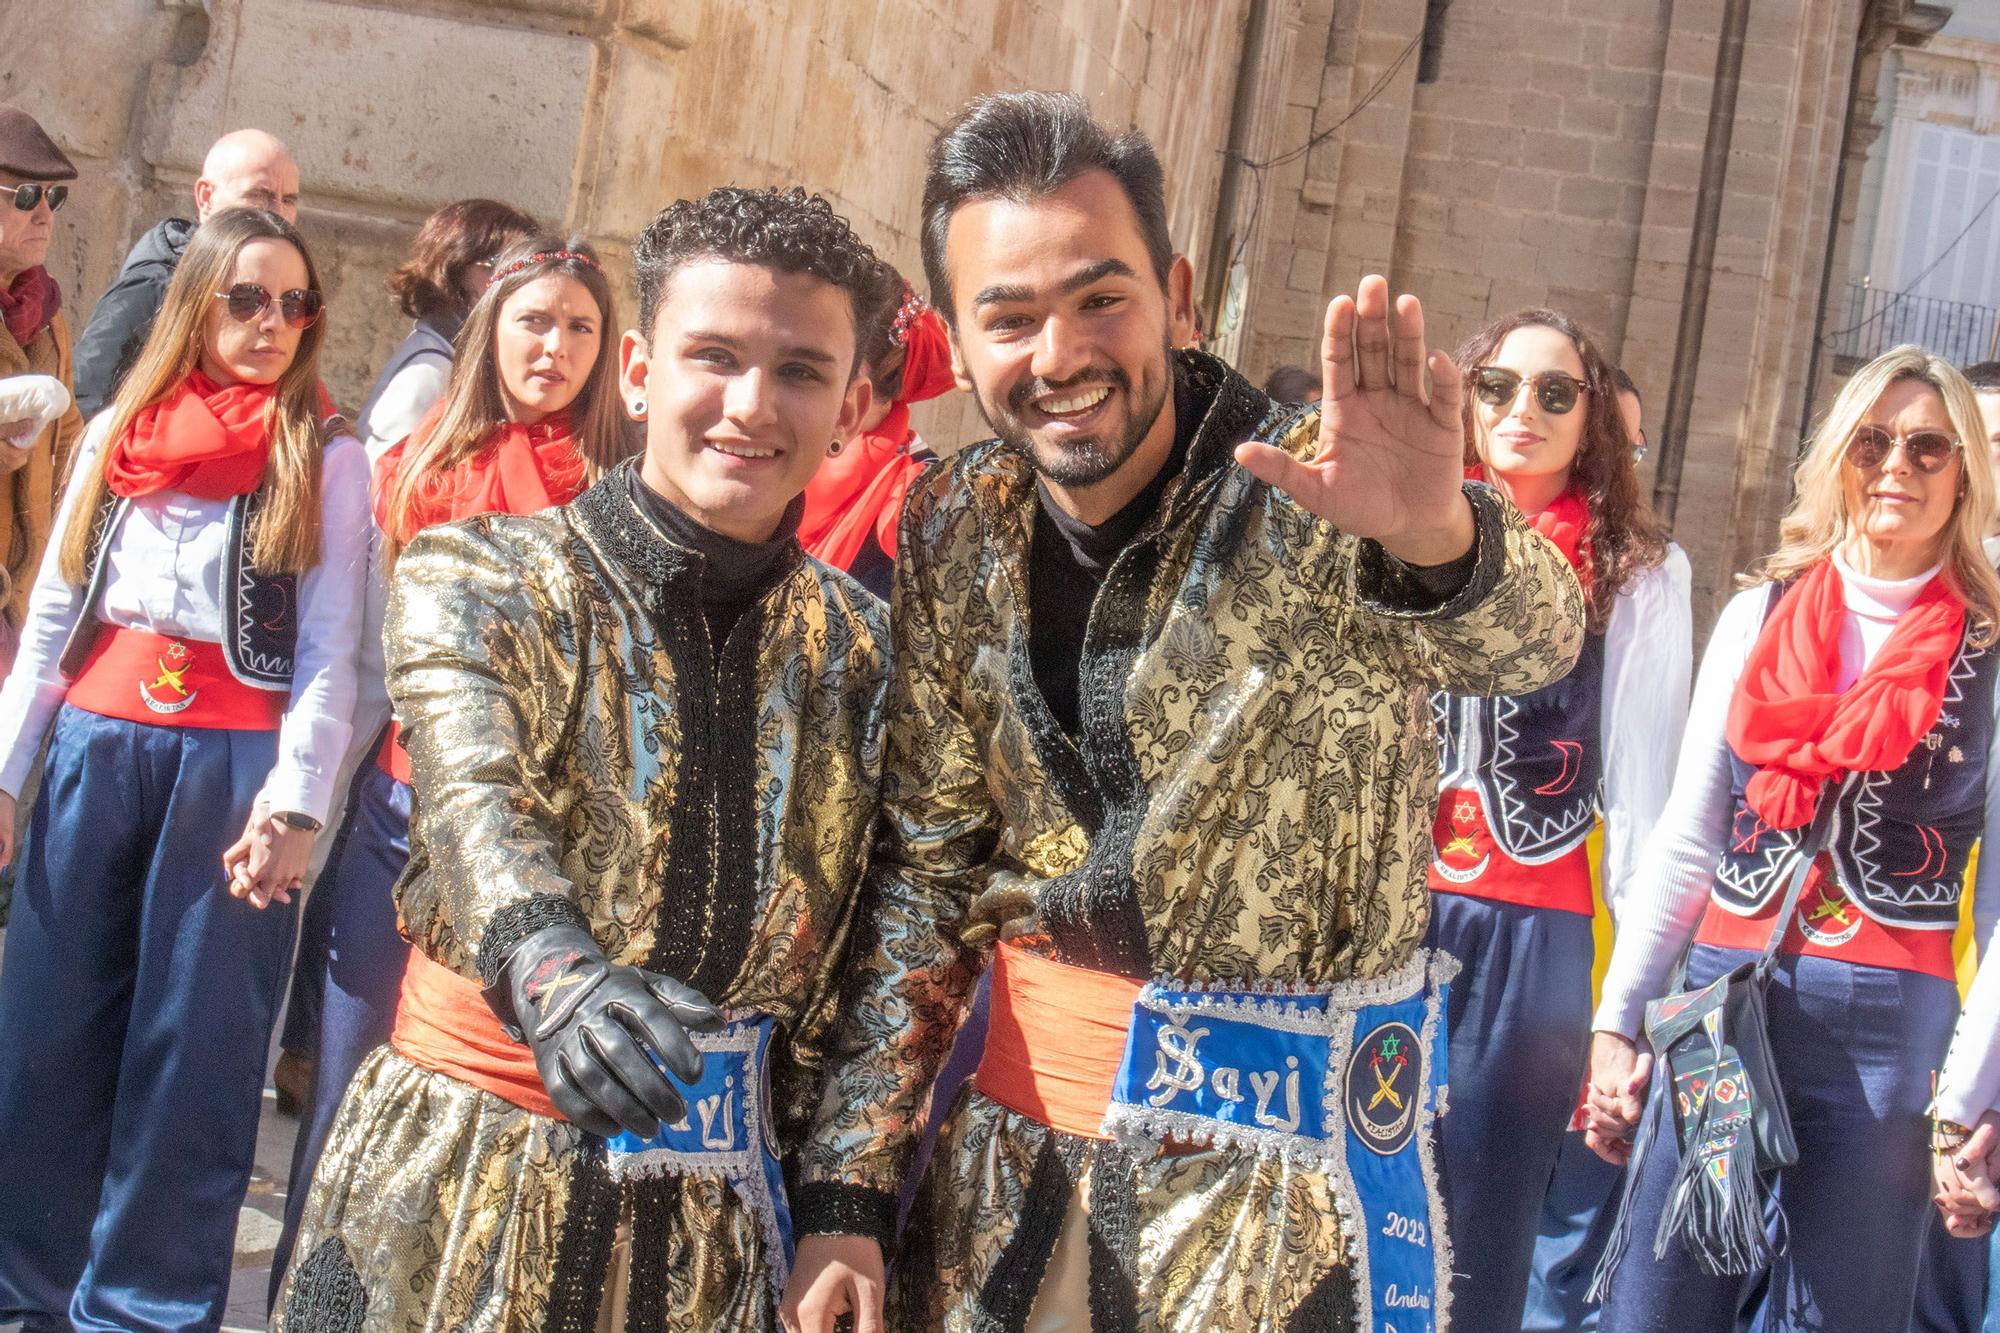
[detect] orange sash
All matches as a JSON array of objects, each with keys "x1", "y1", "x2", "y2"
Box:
[
  {"x1": 974, "y1": 941, "x2": 1143, "y2": 1141},
  {"x1": 389, "y1": 948, "x2": 561, "y2": 1119}
]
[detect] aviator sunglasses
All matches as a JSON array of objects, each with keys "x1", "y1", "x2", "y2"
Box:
[
  {"x1": 7, "y1": 183, "x2": 66, "y2": 213},
  {"x1": 213, "y1": 282, "x2": 324, "y2": 329},
  {"x1": 1845, "y1": 424, "x2": 1960, "y2": 475},
  {"x1": 1471, "y1": 366, "x2": 1587, "y2": 416}
]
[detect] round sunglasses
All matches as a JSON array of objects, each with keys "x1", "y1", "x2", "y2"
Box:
[
  {"x1": 213, "y1": 282, "x2": 323, "y2": 329},
  {"x1": 1471, "y1": 366, "x2": 1587, "y2": 416},
  {"x1": 1845, "y1": 424, "x2": 1960, "y2": 475},
  {"x1": 7, "y1": 183, "x2": 66, "y2": 213}
]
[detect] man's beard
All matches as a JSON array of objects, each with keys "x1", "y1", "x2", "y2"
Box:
[{"x1": 976, "y1": 345, "x2": 1174, "y2": 489}]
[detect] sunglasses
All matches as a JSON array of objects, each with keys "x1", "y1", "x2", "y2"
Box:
[
  {"x1": 1471, "y1": 366, "x2": 1587, "y2": 416},
  {"x1": 7, "y1": 183, "x2": 66, "y2": 213},
  {"x1": 213, "y1": 282, "x2": 323, "y2": 329},
  {"x1": 1846, "y1": 424, "x2": 1960, "y2": 475}
]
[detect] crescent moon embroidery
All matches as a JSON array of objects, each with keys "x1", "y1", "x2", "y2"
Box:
[
  {"x1": 139, "y1": 681, "x2": 197, "y2": 715},
  {"x1": 1535, "y1": 740, "x2": 1584, "y2": 796},
  {"x1": 1892, "y1": 824, "x2": 1947, "y2": 880},
  {"x1": 1432, "y1": 852, "x2": 1491, "y2": 884}
]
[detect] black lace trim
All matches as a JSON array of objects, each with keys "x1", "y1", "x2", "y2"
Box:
[
  {"x1": 791, "y1": 1180, "x2": 898, "y2": 1247},
  {"x1": 571, "y1": 463, "x2": 782, "y2": 999},
  {"x1": 976, "y1": 1132, "x2": 1073, "y2": 1330},
  {"x1": 473, "y1": 894, "x2": 591, "y2": 989},
  {"x1": 1003, "y1": 613, "x2": 1103, "y2": 835},
  {"x1": 545, "y1": 1140, "x2": 618, "y2": 1333},
  {"x1": 1353, "y1": 481, "x2": 1506, "y2": 620},
  {"x1": 621, "y1": 1174, "x2": 680, "y2": 1333},
  {"x1": 281, "y1": 1236, "x2": 367, "y2": 1333},
  {"x1": 1083, "y1": 1139, "x2": 1139, "y2": 1332}
]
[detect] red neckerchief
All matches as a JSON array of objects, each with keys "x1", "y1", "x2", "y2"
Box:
[
  {"x1": 104, "y1": 370, "x2": 276, "y2": 500},
  {"x1": 1726, "y1": 556, "x2": 1966, "y2": 829},
  {"x1": 1466, "y1": 465, "x2": 1591, "y2": 582},
  {"x1": 372, "y1": 400, "x2": 589, "y2": 544},
  {"x1": 800, "y1": 307, "x2": 955, "y2": 571},
  {"x1": 0, "y1": 266, "x2": 59, "y2": 346},
  {"x1": 800, "y1": 402, "x2": 926, "y2": 568}
]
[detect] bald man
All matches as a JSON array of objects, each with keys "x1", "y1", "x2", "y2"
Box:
[{"x1": 71, "y1": 129, "x2": 301, "y2": 417}]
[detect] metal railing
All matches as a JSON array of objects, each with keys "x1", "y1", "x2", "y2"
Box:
[{"x1": 1830, "y1": 281, "x2": 2000, "y2": 367}]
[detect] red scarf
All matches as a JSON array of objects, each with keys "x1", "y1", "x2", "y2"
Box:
[
  {"x1": 104, "y1": 370, "x2": 276, "y2": 499},
  {"x1": 1467, "y1": 466, "x2": 1591, "y2": 580},
  {"x1": 800, "y1": 307, "x2": 955, "y2": 570},
  {"x1": 373, "y1": 400, "x2": 589, "y2": 543},
  {"x1": 0, "y1": 266, "x2": 60, "y2": 347},
  {"x1": 1726, "y1": 557, "x2": 1966, "y2": 830}
]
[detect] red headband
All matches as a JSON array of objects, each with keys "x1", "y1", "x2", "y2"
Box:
[
  {"x1": 890, "y1": 284, "x2": 929, "y2": 348},
  {"x1": 494, "y1": 248, "x2": 601, "y2": 284}
]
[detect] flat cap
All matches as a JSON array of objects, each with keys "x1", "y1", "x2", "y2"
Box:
[{"x1": 0, "y1": 107, "x2": 76, "y2": 181}]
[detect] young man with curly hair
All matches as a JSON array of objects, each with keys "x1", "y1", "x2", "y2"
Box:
[
  {"x1": 783, "y1": 92, "x2": 1586, "y2": 1332},
  {"x1": 273, "y1": 187, "x2": 894, "y2": 1333}
]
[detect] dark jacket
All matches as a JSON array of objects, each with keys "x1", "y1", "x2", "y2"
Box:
[{"x1": 72, "y1": 217, "x2": 195, "y2": 419}]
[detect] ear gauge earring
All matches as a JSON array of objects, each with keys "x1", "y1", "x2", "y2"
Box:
[
  {"x1": 629, "y1": 398, "x2": 646, "y2": 419},
  {"x1": 828, "y1": 438, "x2": 844, "y2": 457}
]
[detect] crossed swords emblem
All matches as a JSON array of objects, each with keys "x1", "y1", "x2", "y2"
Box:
[
  {"x1": 1367, "y1": 1033, "x2": 1407, "y2": 1111},
  {"x1": 147, "y1": 655, "x2": 191, "y2": 697}
]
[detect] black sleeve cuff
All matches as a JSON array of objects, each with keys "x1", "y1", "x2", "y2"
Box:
[
  {"x1": 792, "y1": 1181, "x2": 898, "y2": 1248},
  {"x1": 1355, "y1": 482, "x2": 1506, "y2": 620},
  {"x1": 472, "y1": 894, "x2": 594, "y2": 988}
]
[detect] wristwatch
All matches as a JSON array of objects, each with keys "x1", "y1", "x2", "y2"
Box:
[{"x1": 274, "y1": 810, "x2": 322, "y2": 833}]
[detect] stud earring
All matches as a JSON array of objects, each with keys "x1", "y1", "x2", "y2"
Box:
[{"x1": 828, "y1": 438, "x2": 844, "y2": 457}]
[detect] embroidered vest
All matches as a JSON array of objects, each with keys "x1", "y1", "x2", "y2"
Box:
[
  {"x1": 55, "y1": 487, "x2": 298, "y2": 690},
  {"x1": 1434, "y1": 627, "x2": 1607, "y2": 865},
  {"x1": 1712, "y1": 592, "x2": 1995, "y2": 930}
]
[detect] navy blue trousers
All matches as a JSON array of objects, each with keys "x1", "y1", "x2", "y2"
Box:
[
  {"x1": 1428, "y1": 893, "x2": 1597, "y2": 1333},
  {"x1": 270, "y1": 760, "x2": 410, "y2": 1300},
  {"x1": 1597, "y1": 944, "x2": 1957, "y2": 1333},
  {"x1": 1525, "y1": 1127, "x2": 1624, "y2": 1331},
  {"x1": 0, "y1": 707, "x2": 292, "y2": 1333}
]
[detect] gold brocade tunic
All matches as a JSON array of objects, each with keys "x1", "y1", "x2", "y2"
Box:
[
  {"x1": 275, "y1": 468, "x2": 891, "y2": 1333},
  {"x1": 796, "y1": 353, "x2": 1586, "y2": 1330}
]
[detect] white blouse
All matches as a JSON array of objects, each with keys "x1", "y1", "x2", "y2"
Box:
[
  {"x1": 1592, "y1": 556, "x2": 2000, "y2": 1123},
  {"x1": 0, "y1": 411, "x2": 371, "y2": 825},
  {"x1": 1434, "y1": 543, "x2": 1693, "y2": 914}
]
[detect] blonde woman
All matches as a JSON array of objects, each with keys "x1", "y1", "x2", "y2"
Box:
[
  {"x1": 1584, "y1": 345, "x2": 2000, "y2": 1332},
  {"x1": 0, "y1": 207, "x2": 368, "y2": 1332},
  {"x1": 270, "y1": 236, "x2": 631, "y2": 1290}
]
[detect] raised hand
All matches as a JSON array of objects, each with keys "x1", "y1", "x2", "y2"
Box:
[{"x1": 1235, "y1": 275, "x2": 1473, "y2": 566}]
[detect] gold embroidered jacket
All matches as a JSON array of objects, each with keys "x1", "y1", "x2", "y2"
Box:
[
  {"x1": 275, "y1": 467, "x2": 891, "y2": 1333},
  {"x1": 796, "y1": 352, "x2": 1585, "y2": 1329}
]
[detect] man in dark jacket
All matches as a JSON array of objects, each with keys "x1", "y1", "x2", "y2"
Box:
[{"x1": 70, "y1": 128, "x2": 299, "y2": 418}]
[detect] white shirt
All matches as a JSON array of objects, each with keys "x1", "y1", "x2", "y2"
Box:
[
  {"x1": 1592, "y1": 558, "x2": 2000, "y2": 1123},
  {"x1": 1434, "y1": 544, "x2": 1693, "y2": 914},
  {"x1": 0, "y1": 411, "x2": 371, "y2": 825}
]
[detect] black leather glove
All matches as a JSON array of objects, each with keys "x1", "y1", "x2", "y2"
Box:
[{"x1": 486, "y1": 924, "x2": 725, "y2": 1139}]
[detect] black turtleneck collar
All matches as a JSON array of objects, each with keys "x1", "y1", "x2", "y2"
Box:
[
  {"x1": 627, "y1": 468, "x2": 803, "y2": 652},
  {"x1": 1033, "y1": 362, "x2": 1203, "y2": 578}
]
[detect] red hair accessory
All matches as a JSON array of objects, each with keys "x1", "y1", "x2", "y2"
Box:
[
  {"x1": 493, "y1": 249, "x2": 601, "y2": 284},
  {"x1": 890, "y1": 284, "x2": 930, "y2": 348}
]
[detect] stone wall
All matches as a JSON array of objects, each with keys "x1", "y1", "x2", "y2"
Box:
[
  {"x1": 3, "y1": 0, "x2": 1253, "y2": 449},
  {"x1": 1225, "y1": 0, "x2": 1941, "y2": 620},
  {"x1": 0, "y1": 0, "x2": 1949, "y2": 604}
]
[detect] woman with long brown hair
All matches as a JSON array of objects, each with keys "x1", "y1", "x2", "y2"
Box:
[
  {"x1": 1426, "y1": 308, "x2": 1692, "y2": 1331},
  {"x1": 269, "y1": 235, "x2": 632, "y2": 1291},
  {"x1": 0, "y1": 206, "x2": 368, "y2": 1332},
  {"x1": 1582, "y1": 347, "x2": 2000, "y2": 1330}
]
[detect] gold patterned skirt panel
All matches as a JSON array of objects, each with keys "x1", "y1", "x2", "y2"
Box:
[
  {"x1": 896, "y1": 1090, "x2": 1349, "y2": 1332},
  {"x1": 276, "y1": 1051, "x2": 780, "y2": 1333}
]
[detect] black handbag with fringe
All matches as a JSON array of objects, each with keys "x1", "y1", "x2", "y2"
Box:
[{"x1": 1590, "y1": 795, "x2": 1838, "y2": 1294}]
